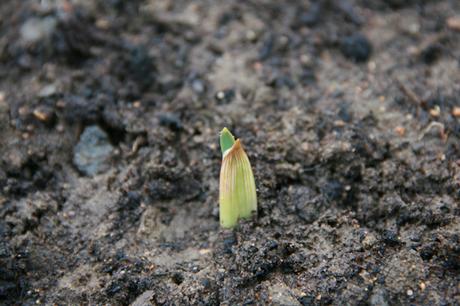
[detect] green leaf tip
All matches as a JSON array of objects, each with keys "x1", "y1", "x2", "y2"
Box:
[{"x1": 220, "y1": 127, "x2": 235, "y2": 154}]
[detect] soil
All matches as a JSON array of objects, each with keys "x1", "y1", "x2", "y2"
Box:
[{"x1": 1, "y1": 0, "x2": 460, "y2": 305}]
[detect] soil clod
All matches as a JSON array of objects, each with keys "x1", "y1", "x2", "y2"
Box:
[{"x1": 340, "y1": 33, "x2": 372, "y2": 62}]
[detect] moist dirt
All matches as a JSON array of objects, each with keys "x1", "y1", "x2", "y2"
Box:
[{"x1": 0, "y1": 0, "x2": 459, "y2": 305}]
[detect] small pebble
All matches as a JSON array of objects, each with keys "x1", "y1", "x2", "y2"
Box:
[
  {"x1": 73, "y1": 125, "x2": 114, "y2": 176},
  {"x1": 419, "y1": 282, "x2": 426, "y2": 291},
  {"x1": 278, "y1": 35, "x2": 289, "y2": 48},
  {"x1": 216, "y1": 91, "x2": 225, "y2": 100},
  {"x1": 191, "y1": 79, "x2": 205, "y2": 93},
  {"x1": 429, "y1": 105, "x2": 441, "y2": 117},
  {"x1": 38, "y1": 84, "x2": 57, "y2": 97},
  {"x1": 199, "y1": 248, "x2": 211, "y2": 255},
  {"x1": 368, "y1": 61, "x2": 376, "y2": 71},
  {"x1": 452, "y1": 106, "x2": 460, "y2": 117},
  {"x1": 18, "y1": 106, "x2": 29, "y2": 116},
  {"x1": 394, "y1": 126, "x2": 405, "y2": 136},
  {"x1": 447, "y1": 16, "x2": 460, "y2": 32},
  {"x1": 20, "y1": 17, "x2": 57, "y2": 44},
  {"x1": 300, "y1": 54, "x2": 312, "y2": 66},
  {"x1": 362, "y1": 233, "x2": 377, "y2": 249},
  {"x1": 406, "y1": 289, "x2": 413, "y2": 296},
  {"x1": 215, "y1": 89, "x2": 235, "y2": 104},
  {"x1": 245, "y1": 30, "x2": 257, "y2": 42},
  {"x1": 96, "y1": 18, "x2": 110, "y2": 30},
  {"x1": 33, "y1": 107, "x2": 54, "y2": 123},
  {"x1": 408, "y1": 23, "x2": 420, "y2": 35},
  {"x1": 301, "y1": 142, "x2": 309, "y2": 151},
  {"x1": 253, "y1": 61, "x2": 263, "y2": 71}
]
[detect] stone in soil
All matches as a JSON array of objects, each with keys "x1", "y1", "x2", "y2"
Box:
[{"x1": 73, "y1": 125, "x2": 114, "y2": 176}]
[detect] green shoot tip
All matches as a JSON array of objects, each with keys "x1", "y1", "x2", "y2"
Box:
[{"x1": 220, "y1": 127, "x2": 235, "y2": 155}]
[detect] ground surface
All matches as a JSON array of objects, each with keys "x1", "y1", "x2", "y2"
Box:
[{"x1": 1, "y1": 0, "x2": 460, "y2": 305}]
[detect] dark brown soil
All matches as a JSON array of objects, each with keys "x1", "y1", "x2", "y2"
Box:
[{"x1": 1, "y1": 0, "x2": 460, "y2": 305}]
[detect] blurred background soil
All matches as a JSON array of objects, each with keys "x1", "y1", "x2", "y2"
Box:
[{"x1": 0, "y1": 0, "x2": 459, "y2": 305}]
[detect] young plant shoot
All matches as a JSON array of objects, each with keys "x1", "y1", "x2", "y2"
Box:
[{"x1": 219, "y1": 128, "x2": 257, "y2": 228}]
